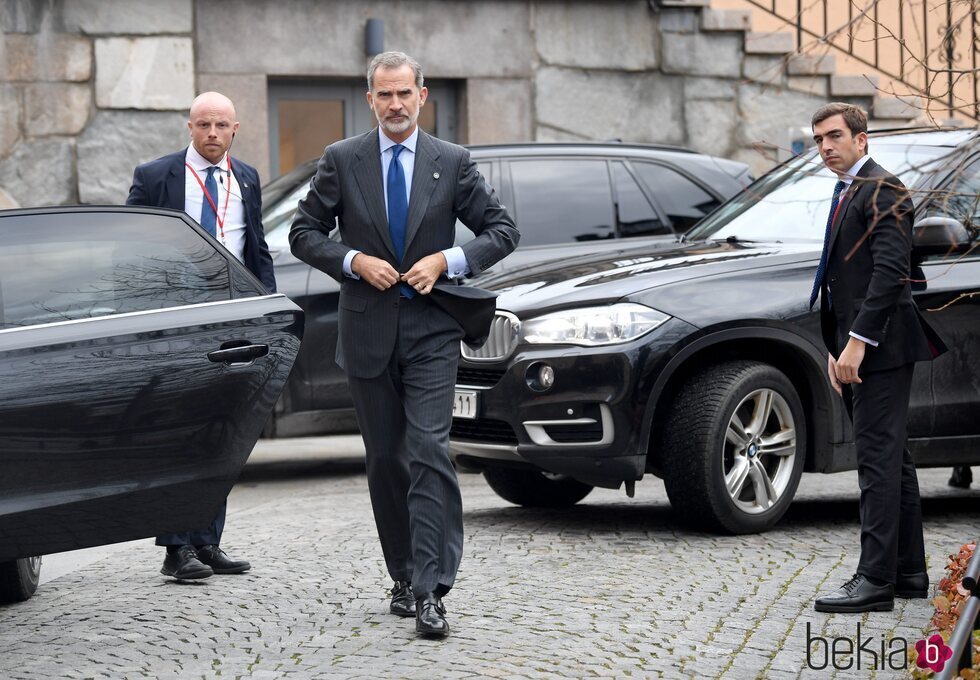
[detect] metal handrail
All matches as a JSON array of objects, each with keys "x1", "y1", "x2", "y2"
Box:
[
  {"x1": 738, "y1": 0, "x2": 980, "y2": 121},
  {"x1": 936, "y1": 543, "x2": 980, "y2": 680}
]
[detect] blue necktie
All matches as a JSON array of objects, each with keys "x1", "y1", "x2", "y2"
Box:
[
  {"x1": 387, "y1": 145, "x2": 414, "y2": 298},
  {"x1": 200, "y1": 166, "x2": 219, "y2": 237},
  {"x1": 809, "y1": 180, "x2": 847, "y2": 309}
]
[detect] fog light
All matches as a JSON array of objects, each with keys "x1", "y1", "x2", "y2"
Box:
[
  {"x1": 538, "y1": 364, "x2": 555, "y2": 389},
  {"x1": 526, "y1": 362, "x2": 556, "y2": 392}
]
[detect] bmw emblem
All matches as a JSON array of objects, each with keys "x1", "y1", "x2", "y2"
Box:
[{"x1": 748, "y1": 444, "x2": 758, "y2": 458}]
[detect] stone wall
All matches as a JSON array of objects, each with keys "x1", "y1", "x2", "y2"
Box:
[{"x1": 0, "y1": 0, "x2": 910, "y2": 207}]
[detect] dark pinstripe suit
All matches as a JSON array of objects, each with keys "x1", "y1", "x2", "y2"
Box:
[{"x1": 289, "y1": 129, "x2": 518, "y2": 595}]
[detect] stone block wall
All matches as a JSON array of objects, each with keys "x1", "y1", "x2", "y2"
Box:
[{"x1": 0, "y1": 0, "x2": 913, "y2": 207}]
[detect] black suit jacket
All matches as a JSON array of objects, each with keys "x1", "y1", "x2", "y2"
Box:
[
  {"x1": 289, "y1": 128, "x2": 519, "y2": 378},
  {"x1": 819, "y1": 156, "x2": 946, "y2": 371},
  {"x1": 126, "y1": 149, "x2": 276, "y2": 293}
]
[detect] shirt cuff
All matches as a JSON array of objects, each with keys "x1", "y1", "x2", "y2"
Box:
[
  {"x1": 343, "y1": 250, "x2": 361, "y2": 279},
  {"x1": 849, "y1": 331, "x2": 879, "y2": 347},
  {"x1": 441, "y1": 247, "x2": 470, "y2": 279}
]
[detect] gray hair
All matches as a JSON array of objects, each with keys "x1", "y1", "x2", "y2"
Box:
[{"x1": 367, "y1": 51, "x2": 424, "y2": 91}]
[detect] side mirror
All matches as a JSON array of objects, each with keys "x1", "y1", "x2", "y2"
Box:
[{"x1": 912, "y1": 216, "x2": 973, "y2": 257}]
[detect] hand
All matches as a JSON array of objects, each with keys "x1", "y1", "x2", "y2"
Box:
[
  {"x1": 834, "y1": 337, "x2": 866, "y2": 385},
  {"x1": 401, "y1": 253, "x2": 448, "y2": 295},
  {"x1": 827, "y1": 355, "x2": 842, "y2": 397},
  {"x1": 351, "y1": 253, "x2": 400, "y2": 291}
]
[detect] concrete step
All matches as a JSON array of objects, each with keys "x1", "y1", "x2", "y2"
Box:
[
  {"x1": 787, "y1": 53, "x2": 837, "y2": 75},
  {"x1": 701, "y1": 8, "x2": 752, "y2": 31},
  {"x1": 873, "y1": 95, "x2": 921, "y2": 119},
  {"x1": 745, "y1": 31, "x2": 795, "y2": 54},
  {"x1": 830, "y1": 75, "x2": 880, "y2": 96}
]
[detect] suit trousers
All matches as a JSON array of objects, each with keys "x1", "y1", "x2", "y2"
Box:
[
  {"x1": 155, "y1": 500, "x2": 226, "y2": 547},
  {"x1": 346, "y1": 296, "x2": 465, "y2": 596},
  {"x1": 843, "y1": 362, "x2": 926, "y2": 582}
]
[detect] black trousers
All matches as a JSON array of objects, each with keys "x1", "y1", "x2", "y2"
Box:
[
  {"x1": 346, "y1": 297, "x2": 464, "y2": 596},
  {"x1": 843, "y1": 362, "x2": 926, "y2": 583},
  {"x1": 155, "y1": 501, "x2": 226, "y2": 547}
]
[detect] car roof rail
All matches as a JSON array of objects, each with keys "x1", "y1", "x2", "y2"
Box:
[
  {"x1": 465, "y1": 141, "x2": 700, "y2": 155},
  {"x1": 868, "y1": 124, "x2": 976, "y2": 135}
]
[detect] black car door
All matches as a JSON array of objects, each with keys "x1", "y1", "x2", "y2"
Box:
[
  {"x1": 913, "y1": 156, "x2": 980, "y2": 441},
  {"x1": 0, "y1": 208, "x2": 302, "y2": 561}
]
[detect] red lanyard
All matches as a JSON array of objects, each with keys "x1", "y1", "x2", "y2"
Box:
[{"x1": 186, "y1": 157, "x2": 232, "y2": 239}]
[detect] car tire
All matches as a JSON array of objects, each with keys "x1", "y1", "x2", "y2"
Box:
[
  {"x1": 483, "y1": 468, "x2": 594, "y2": 507},
  {"x1": 0, "y1": 557, "x2": 41, "y2": 604},
  {"x1": 662, "y1": 360, "x2": 806, "y2": 534}
]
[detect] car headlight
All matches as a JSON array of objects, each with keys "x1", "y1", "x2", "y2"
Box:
[{"x1": 521, "y1": 303, "x2": 671, "y2": 346}]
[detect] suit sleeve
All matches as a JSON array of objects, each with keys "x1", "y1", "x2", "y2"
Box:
[
  {"x1": 850, "y1": 178, "x2": 914, "y2": 343},
  {"x1": 289, "y1": 146, "x2": 352, "y2": 282},
  {"x1": 249, "y1": 168, "x2": 277, "y2": 293},
  {"x1": 454, "y1": 148, "x2": 520, "y2": 274},
  {"x1": 126, "y1": 165, "x2": 149, "y2": 206}
]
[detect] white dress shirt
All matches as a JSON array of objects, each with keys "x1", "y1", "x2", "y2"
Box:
[
  {"x1": 184, "y1": 144, "x2": 246, "y2": 262},
  {"x1": 343, "y1": 127, "x2": 469, "y2": 279}
]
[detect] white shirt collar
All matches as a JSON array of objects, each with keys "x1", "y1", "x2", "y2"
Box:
[
  {"x1": 185, "y1": 144, "x2": 227, "y2": 171},
  {"x1": 839, "y1": 154, "x2": 871, "y2": 186},
  {"x1": 378, "y1": 126, "x2": 419, "y2": 156}
]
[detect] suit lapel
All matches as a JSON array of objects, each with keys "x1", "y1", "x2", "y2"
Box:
[
  {"x1": 405, "y1": 131, "x2": 442, "y2": 251},
  {"x1": 165, "y1": 152, "x2": 185, "y2": 210},
  {"x1": 828, "y1": 157, "x2": 876, "y2": 254},
  {"x1": 352, "y1": 130, "x2": 397, "y2": 260}
]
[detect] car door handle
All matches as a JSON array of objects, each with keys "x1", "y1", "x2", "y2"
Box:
[{"x1": 207, "y1": 344, "x2": 269, "y2": 366}]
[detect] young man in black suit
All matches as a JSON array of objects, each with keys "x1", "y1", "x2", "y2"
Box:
[
  {"x1": 127, "y1": 91, "x2": 275, "y2": 580},
  {"x1": 808, "y1": 103, "x2": 947, "y2": 613}
]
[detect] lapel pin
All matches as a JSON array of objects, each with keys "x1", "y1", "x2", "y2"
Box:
[
  {"x1": 242, "y1": 182, "x2": 249, "y2": 188},
  {"x1": 433, "y1": 172, "x2": 440, "y2": 179}
]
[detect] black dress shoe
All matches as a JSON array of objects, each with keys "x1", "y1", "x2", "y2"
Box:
[
  {"x1": 196, "y1": 545, "x2": 251, "y2": 574},
  {"x1": 161, "y1": 545, "x2": 213, "y2": 580},
  {"x1": 415, "y1": 592, "x2": 450, "y2": 638},
  {"x1": 948, "y1": 466, "x2": 972, "y2": 489},
  {"x1": 815, "y1": 574, "x2": 894, "y2": 613},
  {"x1": 390, "y1": 581, "x2": 416, "y2": 617},
  {"x1": 895, "y1": 571, "x2": 929, "y2": 598}
]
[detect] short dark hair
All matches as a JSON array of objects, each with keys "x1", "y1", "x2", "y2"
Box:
[{"x1": 811, "y1": 102, "x2": 868, "y2": 136}]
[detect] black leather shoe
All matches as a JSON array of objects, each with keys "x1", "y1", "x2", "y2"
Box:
[
  {"x1": 415, "y1": 592, "x2": 450, "y2": 638},
  {"x1": 196, "y1": 545, "x2": 251, "y2": 574},
  {"x1": 895, "y1": 571, "x2": 929, "y2": 598},
  {"x1": 815, "y1": 574, "x2": 894, "y2": 613},
  {"x1": 390, "y1": 581, "x2": 416, "y2": 617},
  {"x1": 949, "y1": 466, "x2": 972, "y2": 489},
  {"x1": 161, "y1": 545, "x2": 213, "y2": 580}
]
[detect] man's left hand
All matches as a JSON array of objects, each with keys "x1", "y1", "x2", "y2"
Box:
[
  {"x1": 401, "y1": 253, "x2": 448, "y2": 295},
  {"x1": 834, "y1": 336, "x2": 866, "y2": 385}
]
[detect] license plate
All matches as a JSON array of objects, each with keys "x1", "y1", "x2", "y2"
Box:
[{"x1": 453, "y1": 390, "x2": 478, "y2": 420}]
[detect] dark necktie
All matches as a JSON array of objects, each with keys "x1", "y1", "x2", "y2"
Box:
[
  {"x1": 808, "y1": 180, "x2": 847, "y2": 309},
  {"x1": 200, "y1": 166, "x2": 219, "y2": 237},
  {"x1": 386, "y1": 144, "x2": 414, "y2": 298}
]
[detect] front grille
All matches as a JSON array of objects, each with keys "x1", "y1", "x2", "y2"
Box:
[
  {"x1": 461, "y1": 311, "x2": 520, "y2": 362},
  {"x1": 455, "y1": 366, "x2": 506, "y2": 387},
  {"x1": 451, "y1": 418, "x2": 518, "y2": 445}
]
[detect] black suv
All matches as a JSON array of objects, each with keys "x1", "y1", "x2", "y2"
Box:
[
  {"x1": 262, "y1": 143, "x2": 750, "y2": 437},
  {"x1": 448, "y1": 128, "x2": 980, "y2": 534}
]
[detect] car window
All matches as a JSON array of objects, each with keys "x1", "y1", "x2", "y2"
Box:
[
  {"x1": 930, "y1": 156, "x2": 980, "y2": 227},
  {"x1": 686, "y1": 143, "x2": 951, "y2": 243},
  {"x1": 632, "y1": 161, "x2": 719, "y2": 232},
  {"x1": 509, "y1": 159, "x2": 615, "y2": 246},
  {"x1": 0, "y1": 212, "x2": 230, "y2": 330},
  {"x1": 611, "y1": 162, "x2": 670, "y2": 237}
]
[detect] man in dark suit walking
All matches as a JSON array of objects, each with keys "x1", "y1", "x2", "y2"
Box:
[
  {"x1": 127, "y1": 91, "x2": 275, "y2": 580},
  {"x1": 290, "y1": 51, "x2": 518, "y2": 637},
  {"x1": 809, "y1": 103, "x2": 947, "y2": 613}
]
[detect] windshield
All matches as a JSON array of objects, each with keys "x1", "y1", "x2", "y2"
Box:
[
  {"x1": 263, "y1": 181, "x2": 312, "y2": 251},
  {"x1": 686, "y1": 143, "x2": 953, "y2": 243}
]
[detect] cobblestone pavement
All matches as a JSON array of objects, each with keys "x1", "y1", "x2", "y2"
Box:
[{"x1": 1, "y1": 436, "x2": 977, "y2": 679}]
